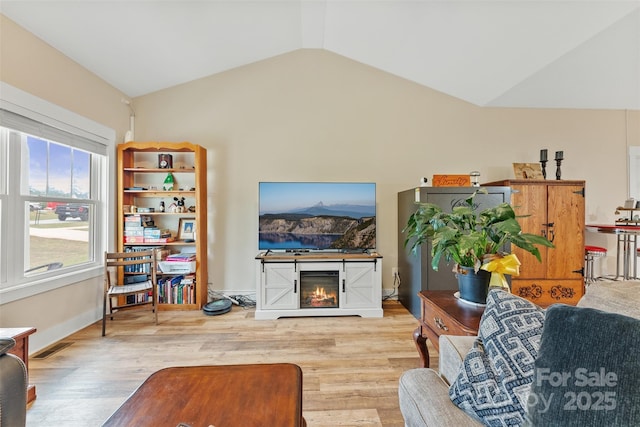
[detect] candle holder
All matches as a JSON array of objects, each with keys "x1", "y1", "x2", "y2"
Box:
[
  {"x1": 555, "y1": 159, "x2": 563, "y2": 180},
  {"x1": 540, "y1": 149, "x2": 548, "y2": 179},
  {"x1": 555, "y1": 151, "x2": 564, "y2": 180}
]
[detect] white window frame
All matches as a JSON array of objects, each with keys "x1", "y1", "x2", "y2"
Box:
[
  {"x1": 630, "y1": 146, "x2": 640, "y2": 200},
  {"x1": 0, "y1": 82, "x2": 115, "y2": 304},
  {"x1": 0, "y1": 139, "x2": 6, "y2": 288}
]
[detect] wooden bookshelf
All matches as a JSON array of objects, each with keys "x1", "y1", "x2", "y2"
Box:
[{"x1": 117, "y1": 141, "x2": 208, "y2": 310}]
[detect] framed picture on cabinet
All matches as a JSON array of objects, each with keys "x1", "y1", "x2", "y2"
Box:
[
  {"x1": 513, "y1": 163, "x2": 544, "y2": 179},
  {"x1": 178, "y1": 218, "x2": 196, "y2": 241}
]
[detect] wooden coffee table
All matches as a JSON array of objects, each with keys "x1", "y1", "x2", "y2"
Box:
[
  {"x1": 103, "y1": 363, "x2": 306, "y2": 427},
  {"x1": 414, "y1": 291, "x2": 484, "y2": 368}
]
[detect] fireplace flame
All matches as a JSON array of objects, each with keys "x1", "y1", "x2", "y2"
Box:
[
  {"x1": 314, "y1": 286, "x2": 327, "y2": 299},
  {"x1": 304, "y1": 285, "x2": 337, "y2": 307}
]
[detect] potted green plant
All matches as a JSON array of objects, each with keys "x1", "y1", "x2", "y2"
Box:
[{"x1": 403, "y1": 190, "x2": 554, "y2": 303}]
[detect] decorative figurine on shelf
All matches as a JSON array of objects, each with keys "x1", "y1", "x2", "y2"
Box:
[
  {"x1": 174, "y1": 197, "x2": 186, "y2": 213},
  {"x1": 540, "y1": 149, "x2": 548, "y2": 179},
  {"x1": 163, "y1": 172, "x2": 175, "y2": 191},
  {"x1": 159, "y1": 201, "x2": 165, "y2": 212}
]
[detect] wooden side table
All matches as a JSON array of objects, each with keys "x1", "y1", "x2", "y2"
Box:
[
  {"x1": 413, "y1": 291, "x2": 484, "y2": 368},
  {"x1": 0, "y1": 327, "x2": 37, "y2": 403}
]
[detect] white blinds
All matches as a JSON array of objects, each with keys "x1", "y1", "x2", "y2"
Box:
[{"x1": 0, "y1": 108, "x2": 107, "y2": 155}]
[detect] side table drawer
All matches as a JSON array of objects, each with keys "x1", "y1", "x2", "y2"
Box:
[
  {"x1": 414, "y1": 291, "x2": 484, "y2": 368},
  {"x1": 422, "y1": 299, "x2": 472, "y2": 337}
]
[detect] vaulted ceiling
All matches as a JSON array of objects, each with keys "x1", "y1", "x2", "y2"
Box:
[{"x1": 2, "y1": 1, "x2": 639, "y2": 110}]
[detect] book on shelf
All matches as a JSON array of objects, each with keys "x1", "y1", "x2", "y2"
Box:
[
  {"x1": 157, "y1": 275, "x2": 195, "y2": 304},
  {"x1": 124, "y1": 274, "x2": 149, "y2": 285},
  {"x1": 157, "y1": 275, "x2": 183, "y2": 304},
  {"x1": 124, "y1": 222, "x2": 172, "y2": 243},
  {"x1": 143, "y1": 228, "x2": 171, "y2": 239},
  {"x1": 125, "y1": 215, "x2": 142, "y2": 226},
  {"x1": 124, "y1": 227, "x2": 144, "y2": 237},
  {"x1": 158, "y1": 258, "x2": 195, "y2": 274},
  {"x1": 165, "y1": 253, "x2": 196, "y2": 262},
  {"x1": 144, "y1": 237, "x2": 175, "y2": 243},
  {"x1": 125, "y1": 290, "x2": 153, "y2": 305},
  {"x1": 124, "y1": 215, "x2": 153, "y2": 223},
  {"x1": 123, "y1": 246, "x2": 163, "y2": 273}
]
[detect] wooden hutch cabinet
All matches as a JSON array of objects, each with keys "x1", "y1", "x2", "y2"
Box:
[
  {"x1": 117, "y1": 141, "x2": 208, "y2": 310},
  {"x1": 484, "y1": 179, "x2": 585, "y2": 307}
]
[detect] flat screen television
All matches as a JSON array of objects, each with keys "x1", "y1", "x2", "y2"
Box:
[{"x1": 259, "y1": 182, "x2": 376, "y2": 252}]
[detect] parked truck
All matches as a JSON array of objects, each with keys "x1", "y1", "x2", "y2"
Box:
[{"x1": 54, "y1": 203, "x2": 89, "y2": 221}]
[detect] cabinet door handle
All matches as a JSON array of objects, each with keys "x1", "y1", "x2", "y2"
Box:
[
  {"x1": 294, "y1": 279, "x2": 297, "y2": 293},
  {"x1": 434, "y1": 317, "x2": 449, "y2": 331},
  {"x1": 542, "y1": 223, "x2": 555, "y2": 242},
  {"x1": 342, "y1": 279, "x2": 346, "y2": 293}
]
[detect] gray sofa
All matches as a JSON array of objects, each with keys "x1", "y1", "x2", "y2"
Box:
[
  {"x1": 398, "y1": 280, "x2": 640, "y2": 427},
  {"x1": 0, "y1": 337, "x2": 28, "y2": 427}
]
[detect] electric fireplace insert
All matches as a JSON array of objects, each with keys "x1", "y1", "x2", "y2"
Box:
[{"x1": 299, "y1": 271, "x2": 339, "y2": 308}]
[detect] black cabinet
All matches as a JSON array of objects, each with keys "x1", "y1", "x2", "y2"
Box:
[{"x1": 397, "y1": 186, "x2": 511, "y2": 318}]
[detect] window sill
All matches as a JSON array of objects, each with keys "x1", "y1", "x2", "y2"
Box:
[{"x1": 0, "y1": 265, "x2": 103, "y2": 305}]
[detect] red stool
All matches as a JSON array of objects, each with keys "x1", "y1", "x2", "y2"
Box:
[{"x1": 585, "y1": 245, "x2": 607, "y2": 283}]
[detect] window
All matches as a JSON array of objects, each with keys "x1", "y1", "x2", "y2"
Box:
[
  {"x1": 17, "y1": 132, "x2": 95, "y2": 271},
  {"x1": 0, "y1": 83, "x2": 114, "y2": 303}
]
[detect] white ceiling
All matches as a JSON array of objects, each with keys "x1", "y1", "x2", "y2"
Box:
[{"x1": 2, "y1": 0, "x2": 639, "y2": 110}]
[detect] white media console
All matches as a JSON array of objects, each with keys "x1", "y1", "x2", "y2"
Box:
[{"x1": 254, "y1": 252, "x2": 383, "y2": 320}]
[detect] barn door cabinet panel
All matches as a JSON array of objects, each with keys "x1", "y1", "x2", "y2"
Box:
[{"x1": 484, "y1": 179, "x2": 585, "y2": 307}]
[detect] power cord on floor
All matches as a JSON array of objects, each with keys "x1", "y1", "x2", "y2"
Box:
[
  {"x1": 383, "y1": 270, "x2": 401, "y2": 301},
  {"x1": 226, "y1": 294, "x2": 256, "y2": 309},
  {"x1": 208, "y1": 290, "x2": 256, "y2": 309}
]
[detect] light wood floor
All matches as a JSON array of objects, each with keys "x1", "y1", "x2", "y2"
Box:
[{"x1": 26, "y1": 301, "x2": 437, "y2": 427}]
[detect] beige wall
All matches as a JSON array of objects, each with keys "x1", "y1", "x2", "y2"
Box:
[
  {"x1": 133, "y1": 49, "x2": 639, "y2": 296},
  {"x1": 1, "y1": 15, "x2": 639, "y2": 351},
  {"x1": 0, "y1": 15, "x2": 130, "y2": 351}
]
